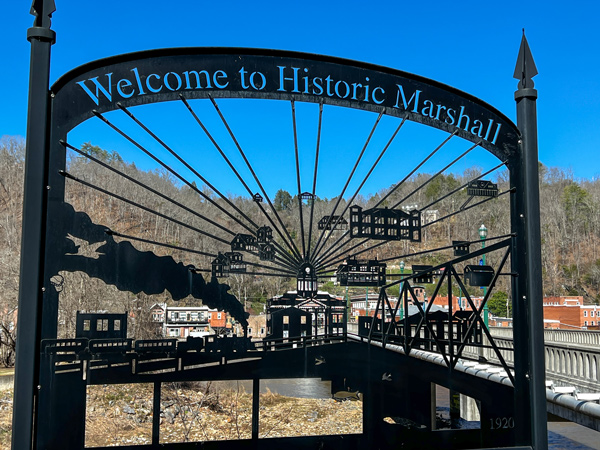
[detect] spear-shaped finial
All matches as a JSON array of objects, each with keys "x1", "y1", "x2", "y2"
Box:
[
  {"x1": 30, "y1": 0, "x2": 56, "y2": 28},
  {"x1": 513, "y1": 29, "x2": 538, "y2": 90}
]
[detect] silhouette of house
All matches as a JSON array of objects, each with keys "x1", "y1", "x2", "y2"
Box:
[
  {"x1": 231, "y1": 233, "x2": 258, "y2": 252},
  {"x1": 336, "y1": 258, "x2": 386, "y2": 286}
]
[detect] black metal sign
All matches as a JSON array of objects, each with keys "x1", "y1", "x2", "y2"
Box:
[{"x1": 53, "y1": 49, "x2": 519, "y2": 161}]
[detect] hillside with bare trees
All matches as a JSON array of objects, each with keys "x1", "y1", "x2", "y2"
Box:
[{"x1": 1, "y1": 135, "x2": 599, "y2": 366}]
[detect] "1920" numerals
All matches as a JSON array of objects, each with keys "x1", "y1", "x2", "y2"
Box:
[{"x1": 489, "y1": 417, "x2": 514, "y2": 430}]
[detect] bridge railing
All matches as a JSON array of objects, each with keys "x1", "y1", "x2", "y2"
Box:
[
  {"x1": 542, "y1": 328, "x2": 600, "y2": 345},
  {"x1": 489, "y1": 326, "x2": 600, "y2": 345},
  {"x1": 254, "y1": 334, "x2": 346, "y2": 352},
  {"x1": 352, "y1": 321, "x2": 600, "y2": 394},
  {"x1": 485, "y1": 327, "x2": 600, "y2": 393}
]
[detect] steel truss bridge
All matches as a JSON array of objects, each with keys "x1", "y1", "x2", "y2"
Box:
[{"x1": 15, "y1": 2, "x2": 549, "y2": 449}]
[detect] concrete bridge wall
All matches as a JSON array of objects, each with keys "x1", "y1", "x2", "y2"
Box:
[
  {"x1": 348, "y1": 323, "x2": 600, "y2": 393},
  {"x1": 485, "y1": 327, "x2": 600, "y2": 393}
]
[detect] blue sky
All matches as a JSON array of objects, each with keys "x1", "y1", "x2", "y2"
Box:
[{"x1": 3, "y1": 1, "x2": 600, "y2": 199}]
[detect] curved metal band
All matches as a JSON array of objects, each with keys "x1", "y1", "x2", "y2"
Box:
[{"x1": 51, "y1": 48, "x2": 520, "y2": 162}]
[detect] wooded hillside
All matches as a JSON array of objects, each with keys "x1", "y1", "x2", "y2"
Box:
[{"x1": 0, "y1": 135, "x2": 598, "y2": 366}]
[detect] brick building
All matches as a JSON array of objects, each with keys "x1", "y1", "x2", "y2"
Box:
[
  {"x1": 429, "y1": 295, "x2": 484, "y2": 312},
  {"x1": 489, "y1": 296, "x2": 599, "y2": 330},
  {"x1": 541, "y1": 305, "x2": 582, "y2": 329},
  {"x1": 541, "y1": 296, "x2": 599, "y2": 330}
]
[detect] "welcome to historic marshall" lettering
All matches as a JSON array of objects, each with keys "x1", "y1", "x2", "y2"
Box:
[{"x1": 76, "y1": 63, "x2": 502, "y2": 146}]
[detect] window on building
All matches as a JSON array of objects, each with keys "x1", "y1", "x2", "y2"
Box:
[
  {"x1": 83, "y1": 320, "x2": 90, "y2": 331},
  {"x1": 248, "y1": 327, "x2": 252, "y2": 335},
  {"x1": 96, "y1": 319, "x2": 108, "y2": 332},
  {"x1": 191, "y1": 312, "x2": 198, "y2": 321},
  {"x1": 283, "y1": 330, "x2": 289, "y2": 338},
  {"x1": 584, "y1": 311, "x2": 588, "y2": 317},
  {"x1": 114, "y1": 320, "x2": 121, "y2": 331},
  {"x1": 591, "y1": 311, "x2": 595, "y2": 317},
  {"x1": 217, "y1": 313, "x2": 222, "y2": 319},
  {"x1": 301, "y1": 316, "x2": 306, "y2": 324},
  {"x1": 260, "y1": 327, "x2": 265, "y2": 334},
  {"x1": 169, "y1": 328, "x2": 180, "y2": 337},
  {"x1": 283, "y1": 315, "x2": 289, "y2": 324},
  {"x1": 584, "y1": 321, "x2": 588, "y2": 326}
]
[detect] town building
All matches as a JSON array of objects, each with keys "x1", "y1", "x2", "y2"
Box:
[
  {"x1": 266, "y1": 291, "x2": 345, "y2": 340},
  {"x1": 270, "y1": 307, "x2": 312, "y2": 339},
  {"x1": 231, "y1": 233, "x2": 258, "y2": 252},
  {"x1": 350, "y1": 287, "x2": 427, "y2": 320},
  {"x1": 349, "y1": 205, "x2": 421, "y2": 242},
  {"x1": 540, "y1": 296, "x2": 599, "y2": 330},
  {"x1": 488, "y1": 296, "x2": 600, "y2": 330},
  {"x1": 336, "y1": 258, "x2": 387, "y2": 287},
  {"x1": 150, "y1": 304, "x2": 233, "y2": 338},
  {"x1": 245, "y1": 314, "x2": 267, "y2": 340},
  {"x1": 428, "y1": 295, "x2": 485, "y2": 312},
  {"x1": 350, "y1": 293, "x2": 397, "y2": 319}
]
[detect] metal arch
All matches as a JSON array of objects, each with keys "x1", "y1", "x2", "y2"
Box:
[
  {"x1": 50, "y1": 47, "x2": 520, "y2": 162},
  {"x1": 16, "y1": 2, "x2": 546, "y2": 446}
]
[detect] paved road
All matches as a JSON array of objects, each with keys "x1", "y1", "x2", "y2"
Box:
[{"x1": 548, "y1": 420, "x2": 600, "y2": 449}]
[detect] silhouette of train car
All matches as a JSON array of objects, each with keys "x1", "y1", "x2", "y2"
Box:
[{"x1": 51, "y1": 312, "x2": 255, "y2": 356}]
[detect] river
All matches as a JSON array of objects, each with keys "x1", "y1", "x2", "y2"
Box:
[{"x1": 222, "y1": 378, "x2": 332, "y2": 399}]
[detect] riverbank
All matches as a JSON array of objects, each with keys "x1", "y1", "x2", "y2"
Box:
[{"x1": 0, "y1": 383, "x2": 362, "y2": 448}]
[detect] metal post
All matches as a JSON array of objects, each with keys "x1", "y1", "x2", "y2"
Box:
[
  {"x1": 381, "y1": 290, "x2": 385, "y2": 343},
  {"x1": 344, "y1": 285, "x2": 349, "y2": 338},
  {"x1": 513, "y1": 32, "x2": 547, "y2": 450},
  {"x1": 12, "y1": 2, "x2": 56, "y2": 449},
  {"x1": 252, "y1": 378, "x2": 260, "y2": 440},
  {"x1": 152, "y1": 382, "x2": 161, "y2": 445},
  {"x1": 399, "y1": 261, "x2": 405, "y2": 320},
  {"x1": 480, "y1": 224, "x2": 489, "y2": 327}
]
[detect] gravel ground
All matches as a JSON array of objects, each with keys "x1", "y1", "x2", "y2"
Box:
[{"x1": 83, "y1": 383, "x2": 362, "y2": 447}]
